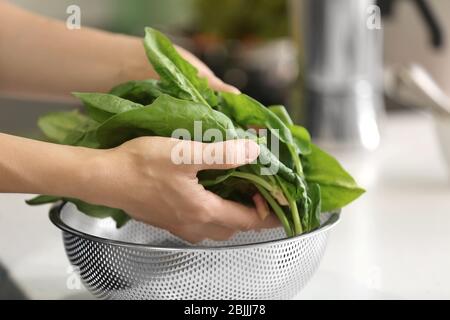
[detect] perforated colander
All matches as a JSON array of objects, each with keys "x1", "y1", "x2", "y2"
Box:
[{"x1": 50, "y1": 202, "x2": 339, "y2": 300}]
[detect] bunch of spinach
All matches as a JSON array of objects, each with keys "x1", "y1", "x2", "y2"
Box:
[{"x1": 27, "y1": 28, "x2": 364, "y2": 236}]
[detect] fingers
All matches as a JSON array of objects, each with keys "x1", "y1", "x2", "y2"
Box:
[
  {"x1": 175, "y1": 45, "x2": 240, "y2": 94},
  {"x1": 167, "y1": 190, "x2": 280, "y2": 243},
  {"x1": 208, "y1": 76, "x2": 241, "y2": 94},
  {"x1": 252, "y1": 192, "x2": 270, "y2": 221},
  {"x1": 190, "y1": 139, "x2": 260, "y2": 172},
  {"x1": 170, "y1": 211, "x2": 278, "y2": 244},
  {"x1": 207, "y1": 194, "x2": 279, "y2": 231}
]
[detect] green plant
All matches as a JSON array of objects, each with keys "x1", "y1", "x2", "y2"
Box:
[
  {"x1": 194, "y1": 0, "x2": 288, "y2": 40},
  {"x1": 27, "y1": 27, "x2": 364, "y2": 237}
]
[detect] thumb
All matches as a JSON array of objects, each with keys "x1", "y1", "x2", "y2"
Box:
[
  {"x1": 208, "y1": 76, "x2": 241, "y2": 94},
  {"x1": 194, "y1": 139, "x2": 260, "y2": 171}
]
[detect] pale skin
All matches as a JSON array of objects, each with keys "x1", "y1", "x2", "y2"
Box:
[{"x1": 0, "y1": 2, "x2": 278, "y2": 242}]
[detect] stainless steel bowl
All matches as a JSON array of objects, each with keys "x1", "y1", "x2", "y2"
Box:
[{"x1": 50, "y1": 202, "x2": 340, "y2": 300}]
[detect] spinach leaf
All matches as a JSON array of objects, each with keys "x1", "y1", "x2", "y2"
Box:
[
  {"x1": 109, "y1": 79, "x2": 164, "y2": 105},
  {"x1": 27, "y1": 195, "x2": 129, "y2": 228},
  {"x1": 143, "y1": 27, "x2": 217, "y2": 107},
  {"x1": 30, "y1": 27, "x2": 364, "y2": 236},
  {"x1": 254, "y1": 184, "x2": 293, "y2": 237},
  {"x1": 255, "y1": 144, "x2": 298, "y2": 183},
  {"x1": 220, "y1": 92, "x2": 307, "y2": 176},
  {"x1": 38, "y1": 110, "x2": 94, "y2": 144},
  {"x1": 26, "y1": 195, "x2": 62, "y2": 205},
  {"x1": 274, "y1": 175, "x2": 303, "y2": 234},
  {"x1": 289, "y1": 124, "x2": 311, "y2": 155},
  {"x1": 303, "y1": 144, "x2": 365, "y2": 212},
  {"x1": 220, "y1": 93, "x2": 294, "y2": 146},
  {"x1": 73, "y1": 92, "x2": 143, "y2": 123},
  {"x1": 268, "y1": 105, "x2": 293, "y2": 126},
  {"x1": 198, "y1": 169, "x2": 235, "y2": 187},
  {"x1": 62, "y1": 127, "x2": 100, "y2": 148},
  {"x1": 68, "y1": 199, "x2": 130, "y2": 228},
  {"x1": 235, "y1": 127, "x2": 298, "y2": 184},
  {"x1": 306, "y1": 183, "x2": 321, "y2": 232},
  {"x1": 206, "y1": 177, "x2": 256, "y2": 207},
  {"x1": 267, "y1": 106, "x2": 311, "y2": 155},
  {"x1": 55, "y1": 115, "x2": 101, "y2": 148},
  {"x1": 97, "y1": 94, "x2": 237, "y2": 148}
]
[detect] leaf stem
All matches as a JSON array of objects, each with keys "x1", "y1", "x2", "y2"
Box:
[
  {"x1": 288, "y1": 144, "x2": 303, "y2": 176},
  {"x1": 200, "y1": 171, "x2": 234, "y2": 187},
  {"x1": 230, "y1": 171, "x2": 274, "y2": 192},
  {"x1": 254, "y1": 184, "x2": 293, "y2": 237},
  {"x1": 275, "y1": 176, "x2": 303, "y2": 235}
]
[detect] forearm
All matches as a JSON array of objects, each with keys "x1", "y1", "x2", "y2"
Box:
[
  {"x1": 0, "y1": 1, "x2": 155, "y2": 102},
  {"x1": 0, "y1": 133, "x2": 94, "y2": 197}
]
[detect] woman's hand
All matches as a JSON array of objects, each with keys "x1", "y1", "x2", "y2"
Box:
[
  {"x1": 76, "y1": 137, "x2": 277, "y2": 243},
  {"x1": 0, "y1": 2, "x2": 239, "y2": 101},
  {"x1": 1, "y1": 133, "x2": 277, "y2": 243},
  {"x1": 175, "y1": 46, "x2": 240, "y2": 94}
]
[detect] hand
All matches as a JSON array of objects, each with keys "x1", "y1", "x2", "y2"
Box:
[
  {"x1": 77, "y1": 137, "x2": 278, "y2": 243},
  {"x1": 0, "y1": 2, "x2": 239, "y2": 101},
  {"x1": 176, "y1": 46, "x2": 240, "y2": 94}
]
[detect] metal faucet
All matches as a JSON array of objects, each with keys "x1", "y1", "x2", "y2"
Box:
[{"x1": 290, "y1": 0, "x2": 384, "y2": 151}]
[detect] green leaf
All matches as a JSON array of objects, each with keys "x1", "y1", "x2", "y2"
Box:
[
  {"x1": 198, "y1": 169, "x2": 235, "y2": 187},
  {"x1": 29, "y1": 27, "x2": 365, "y2": 236},
  {"x1": 67, "y1": 199, "x2": 131, "y2": 228},
  {"x1": 73, "y1": 92, "x2": 143, "y2": 123},
  {"x1": 97, "y1": 94, "x2": 237, "y2": 148},
  {"x1": 109, "y1": 79, "x2": 164, "y2": 105},
  {"x1": 268, "y1": 105, "x2": 293, "y2": 126},
  {"x1": 289, "y1": 124, "x2": 311, "y2": 155},
  {"x1": 303, "y1": 144, "x2": 365, "y2": 212},
  {"x1": 235, "y1": 127, "x2": 298, "y2": 184},
  {"x1": 26, "y1": 195, "x2": 130, "y2": 228},
  {"x1": 38, "y1": 110, "x2": 92, "y2": 143},
  {"x1": 62, "y1": 127, "x2": 100, "y2": 148},
  {"x1": 307, "y1": 183, "x2": 322, "y2": 231},
  {"x1": 26, "y1": 195, "x2": 62, "y2": 205},
  {"x1": 254, "y1": 183, "x2": 293, "y2": 237},
  {"x1": 58, "y1": 115, "x2": 100, "y2": 148},
  {"x1": 254, "y1": 145, "x2": 298, "y2": 183},
  {"x1": 274, "y1": 175, "x2": 303, "y2": 234},
  {"x1": 143, "y1": 27, "x2": 217, "y2": 107},
  {"x1": 220, "y1": 93, "x2": 307, "y2": 176},
  {"x1": 220, "y1": 93, "x2": 294, "y2": 146}
]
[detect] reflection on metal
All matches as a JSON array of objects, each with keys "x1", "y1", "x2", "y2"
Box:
[{"x1": 290, "y1": 0, "x2": 384, "y2": 151}]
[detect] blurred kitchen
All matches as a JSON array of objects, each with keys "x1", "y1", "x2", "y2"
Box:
[{"x1": 1, "y1": 0, "x2": 450, "y2": 299}]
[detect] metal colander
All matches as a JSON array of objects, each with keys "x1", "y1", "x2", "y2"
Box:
[{"x1": 50, "y1": 203, "x2": 339, "y2": 300}]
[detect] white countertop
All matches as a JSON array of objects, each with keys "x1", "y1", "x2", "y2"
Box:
[{"x1": 1, "y1": 112, "x2": 450, "y2": 299}]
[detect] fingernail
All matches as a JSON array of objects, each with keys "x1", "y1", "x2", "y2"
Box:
[
  {"x1": 245, "y1": 140, "x2": 260, "y2": 162},
  {"x1": 227, "y1": 85, "x2": 241, "y2": 94},
  {"x1": 218, "y1": 79, "x2": 241, "y2": 94}
]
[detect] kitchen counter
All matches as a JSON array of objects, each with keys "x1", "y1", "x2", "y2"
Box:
[{"x1": 1, "y1": 112, "x2": 449, "y2": 299}]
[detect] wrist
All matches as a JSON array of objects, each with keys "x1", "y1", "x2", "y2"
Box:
[
  {"x1": 60, "y1": 147, "x2": 109, "y2": 203},
  {"x1": 0, "y1": 134, "x2": 101, "y2": 197},
  {"x1": 119, "y1": 35, "x2": 157, "y2": 82},
  {"x1": 36, "y1": 144, "x2": 100, "y2": 201}
]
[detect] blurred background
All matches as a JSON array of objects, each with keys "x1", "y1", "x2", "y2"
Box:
[
  {"x1": 3, "y1": 0, "x2": 450, "y2": 154},
  {"x1": 1, "y1": 0, "x2": 450, "y2": 299}
]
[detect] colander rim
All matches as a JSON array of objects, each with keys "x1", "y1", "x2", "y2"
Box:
[{"x1": 49, "y1": 202, "x2": 340, "y2": 251}]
